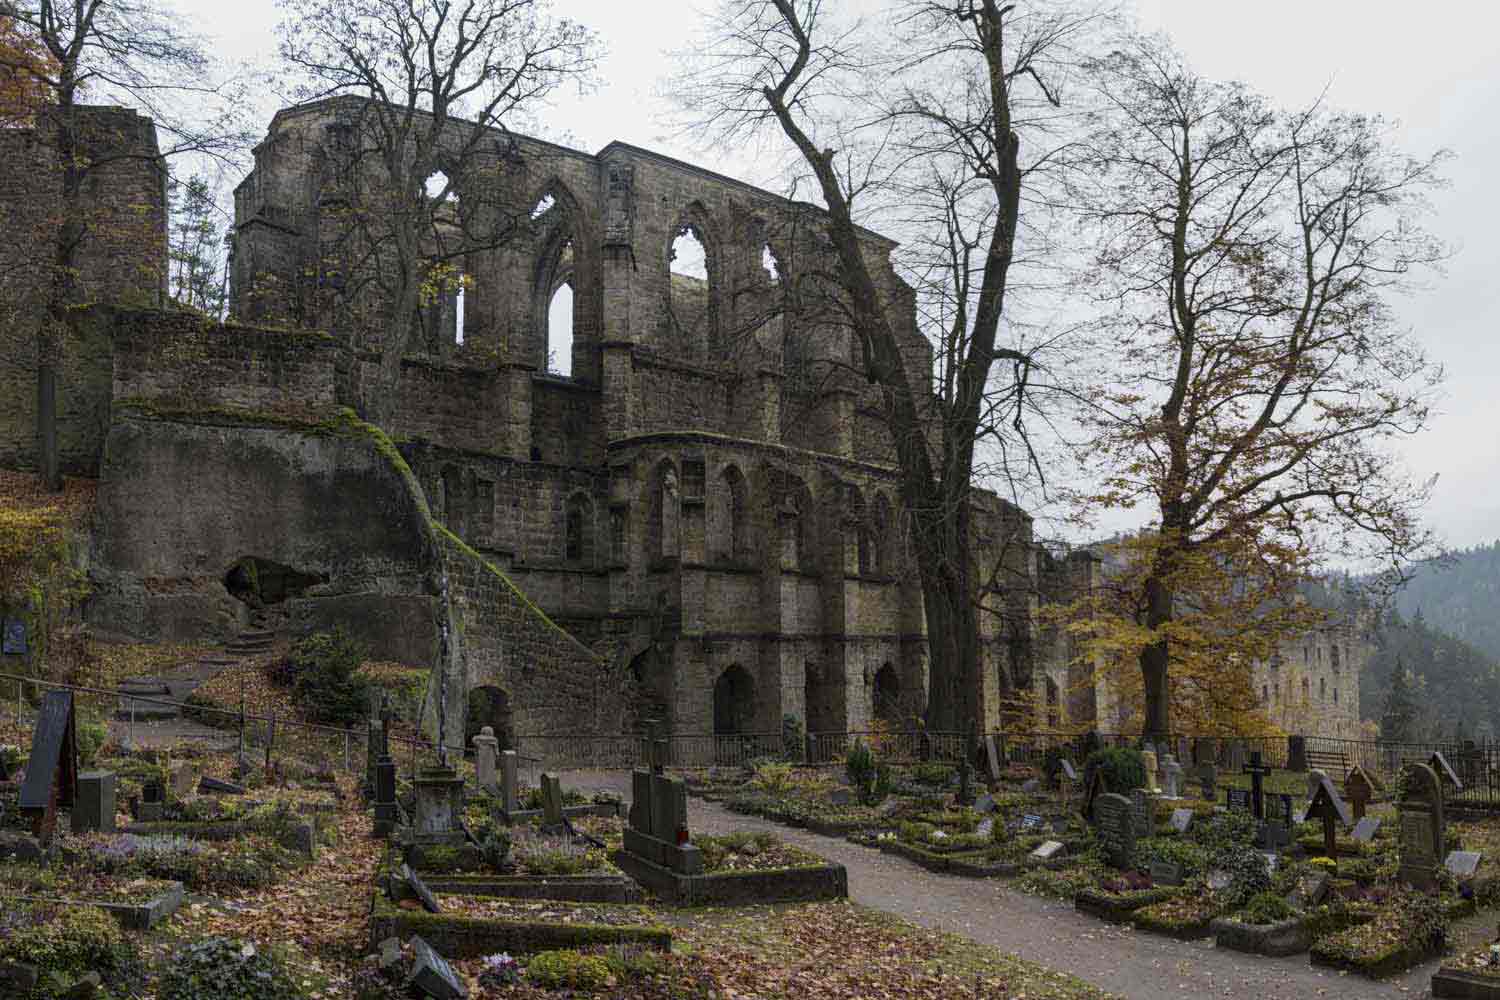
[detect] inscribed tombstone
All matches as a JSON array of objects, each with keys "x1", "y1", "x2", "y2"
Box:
[
  {"x1": 1351, "y1": 816, "x2": 1381, "y2": 843},
  {"x1": 1397, "y1": 762, "x2": 1444, "y2": 889},
  {"x1": 540, "y1": 773, "x2": 564, "y2": 826},
  {"x1": 472, "y1": 727, "x2": 499, "y2": 791},
  {"x1": 1130, "y1": 788, "x2": 1152, "y2": 838},
  {"x1": 1031, "y1": 840, "x2": 1065, "y2": 861},
  {"x1": 1, "y1": 620, "x2": 25, "y2": 655},
  {"x1": 1170, "y1": 808, "x2": 1194, "y2": 835},
  {"x1": 1446, "y1": 850, "x2": 1482, "y2": 879},
  {"x1": 1149, "y1": 860, "x2": 1183, "y2": 886},
  {"x1": 1093, "y1": 792, "x2": 1135, "y2": 868},
  {"x1": 18, "y1": 690, "x2": 77, "y2": 840},
  {"x1": 499, "y1": 750, "x2": 518, "y2": 813},
  {"x1": 71, "y1": 771, "x2": 116, "y2": 834},
  {"x1": 1160, "y1": 756, "x2": 1183, "y2": 798},
  {"x1": 402, "y1": 863, "x2": 442, "y2": 914},
  {"x1": 406, "y1": 935, "x2": 466, "y2": 1000}
]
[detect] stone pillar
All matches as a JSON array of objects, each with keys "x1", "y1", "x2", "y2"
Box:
[
  {"x1": 504, "y1": 364, "x2": 534, "y2": 461},
  {"x1": 500, "y1": 750, "x2": 518, "y2": 814},
  {"x1": 373, "y1": 755, "x2": 398, "y2": 838},
  {"x1": 72, "y1": 772, "x2": 116, "y2": 834},
  {"x1": 601, "y1": 343, "x2": 637, "y2": 442},
  {"x1": 472, "y1": 726, "x2": 499, "y2": 792}
]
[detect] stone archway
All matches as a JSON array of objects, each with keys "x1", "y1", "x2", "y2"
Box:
[
  {"x1": 873, "y1": 663, "x2": 901, "y2": 727},
  {"x1": 466, "y1": 685, "x2": 513, "y2": 748}
]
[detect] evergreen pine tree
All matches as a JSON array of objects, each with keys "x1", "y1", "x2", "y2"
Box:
[{"x1": 1381, "y1": 659, "x2": 1417, "y2": 742}]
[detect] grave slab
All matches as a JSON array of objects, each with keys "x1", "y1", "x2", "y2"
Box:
[{"x1": 407, "y1": 935, "x2": 467, "y2": 1000}]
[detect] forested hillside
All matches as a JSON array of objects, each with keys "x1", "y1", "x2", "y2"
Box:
[
  {"x1": 1389, "y1": 542, "x2": 1500, "y2": 662},
  {"x1": 1360, "y1": 606, "x2": 1500, "y2": 742}
]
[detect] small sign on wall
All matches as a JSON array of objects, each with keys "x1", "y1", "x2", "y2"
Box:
[{"x1": 1, "y1": 620, "x2": 26, "y2": 655}]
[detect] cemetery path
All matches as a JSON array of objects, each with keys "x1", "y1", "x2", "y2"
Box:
[{"x1": 562, "y1": 770, "x2": 1443, "y2": 1000}]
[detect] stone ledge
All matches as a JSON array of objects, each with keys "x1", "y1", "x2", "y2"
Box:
[
  {"x1": 611, "y1": 849, "x2": 847, "y2": 907},
  {"x1": 1434, "y1": 967, "x2": 1500, "y2": 999},
  {"x1": 97, "y1": 882, "x2": 184, "y2": 930},
  {"x1": 391, "y1": 872, "x2": 642, "y2": 905},
  {"x1": 1209, "y1": 915, "x2": 1311, "y2": 957},
  {"x1": 1073, "y1": 887, "x2": 1180, "y2": 924},
  {"x1": 368, "y1": 892, "x2": 670, "y2": 959}
]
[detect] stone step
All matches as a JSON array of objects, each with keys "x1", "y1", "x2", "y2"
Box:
[
  {"x1": 237, "y1": 630, "x2": 275, "y2": 642},
  {"x1": 224, "y1": 641, "x2": 273, "y2": 654}
]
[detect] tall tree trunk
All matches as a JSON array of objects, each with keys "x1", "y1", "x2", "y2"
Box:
[{"x1": 1140, "y1": 571, "x2": 1173, "y2": 740}]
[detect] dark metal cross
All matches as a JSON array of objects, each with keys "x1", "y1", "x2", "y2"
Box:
[{"x1": 1243, "y1": 750, "x2": 1271, "y2": 820}]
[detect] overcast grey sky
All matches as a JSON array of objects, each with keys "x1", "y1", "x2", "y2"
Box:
[{"x1": 171, "y1": 0, "x2": 1498, "y2": 552}]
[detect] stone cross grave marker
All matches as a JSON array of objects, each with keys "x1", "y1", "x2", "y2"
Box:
[
  {"x1": 1345, "y1": 766, "x2": 1374, "y2": 820},
  {"x1": 1397, "y1": 762, "x2": 1444, "y2": 890},
  {"x1": 1243, "y1": 750, "x2": 1271, "y2": 820},
  {"x1": 1093, "y1": 792, "x2": 1135, "y2": 868},
  {"x1": 18, "y1": 690, "x2": 77, "y2": 842},
  {"x1": 540, "y1": 773, "x2": 564, "y2": 826},
  {"x1": 1351, "y1": 816, "x2": 1381, "y2": 843},
  {"x1": 626, "y1": 768, "x2": 702, "y2": 874},
  {"x1": 1305, "y1": 774, "x2": 1352, "y2": 858},
  {"x1": 1161, "y1": 755, "x2": 1183, "y2": 799},
  {"x1": 71, "y1": 771, "x2": 116, "y2": 834},
  {"x1": 407, "y1": 935, "x2": 467, "y2": 1000},
  {"x1": 1428, "y1": 751, "x2": 1464, "y2": 793},
  {"x1": 472, "y1": 726, "x2": 499, "y2": 792}
]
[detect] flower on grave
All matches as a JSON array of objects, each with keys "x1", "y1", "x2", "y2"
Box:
[{"x1": 480, "y1": 952, "x2": 522, "y2": 986}]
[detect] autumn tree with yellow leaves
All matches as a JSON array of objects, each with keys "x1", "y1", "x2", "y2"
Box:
[{"x1": 1060, "y1": 35, "x2": 1445, "y2": 739}]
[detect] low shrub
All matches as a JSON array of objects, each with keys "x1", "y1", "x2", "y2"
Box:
[
  {"x1": 780, "y1": 714, "x2": 804, "y2": 763},
  {"x1": 1213, "y1": 844, "x2": 1272, "y2": 909},
  {"x1": 1083, "y1": 747, "x2": 1146, "y2": 796},
  {"x1": 0, "y1": 904, "x2": 140, "y2": 995},
  {"x1": 284, "y1": 628, "x2": 369, "y2": 726},
  {"x1": 1139, "y1": 837, "x2": 1208, "y2": 878},
  {"x1": 527, "y1": 949, "x2": 611, "y2": 990},
  {"x1": 1236, "y1": 890, "x2": 1295, "y2": 925},
  {"x1": 751, "y1": 762, "x2": 797, "y2": 796},
  {"x1": 1190, "y1": 809, "x2": 1258, "y2": 853},
  {"x1": 76, "y1": 720, "x2": 108, "y2": 767},
  {"x1": 909, "y1": 762, "x2": 956, "y2": 787},
  {"x1": 158, "y1": 937, "x2": 306, "y2": 1000},
  {"x1": 846, "y1": 740, "x2": 876, "y2": 796}
]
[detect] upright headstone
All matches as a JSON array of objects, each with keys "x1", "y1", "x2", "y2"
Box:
[
  {"x1": 1344, "y1": 766, "x2": 1374, "y2": 821},
  {"x1": 472, "y1": 726, "x2": 499, "y2": 792},
  {"x1": 71, "y1": 771, "x2": 116, "y2": 834},
  {"x1": 1093, "y1": 792, "x2": 1136, "y2": 868},
  {"x1": 983, "y1": 735, "x2": 1002, "y2": 784},
  {"x1": 1351, "y1": 816, "x2": 1381, "y2": 844},
  {"x1": 1177, "y1": 737, "x2": 1191, "y2": 766},
  {"x1": 1084, "y1": 769, "x2": 1107, "y2": 820},
  {"x1": 1286, "y1": 735, "x2": 1308, "y2": 773},
  {"x1": 139, "y1": 779, "x2": 165, "y2": 822},
  {"x1": 1226, "y1": 739, "x2": 1246, "y2": 773},
  {"x1": 1242, "y1": 751, "x2": 1271, "y2": 820},
  {"x1": 18, "y1": 690, "x2": 77, "y2": 842},
  {"x1": 373, "y1": 755, "x2": 398, "y2": 837},
  {"x1": 1141, "y1": 749, "x2": 1160, "y2": 793},
  {"x1": 540, "y1": 773, "x2": 564, "y2": 826},
  {"x1": 1130, "y1": 787, "x2": 1152, "y2": 837},
  {"x1": 625, "y1": 768, "x2": 702, "y2": 874},
  {"x1": 412, "y1": 766, "x2": 465, "y2": 845},
  {"x1": 499, "y1": 750, "x2": 519, "y2": 814},
  {"x1": 1170, "y1": 807, "x2": 1194, "y2": 835},
  {"x1": 170, "y1": 764, "x2": 197, "y2": 799},
  {"x1": 1160, "y1": 755, "x2": 1183, "y2": 799},
  {"x1": 1397, "y1": 762, "x2": 1444, "y2": 890},
  {"x1": 1195, "y1": 763, "x2": 1217, "y2": 801}
]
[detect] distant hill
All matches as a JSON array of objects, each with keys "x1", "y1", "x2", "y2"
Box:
[
  {"x1": 1361, "y1": 607, "x2": 1500, "y2": 742},
  {"x1": 1387, "y1": 542, "x2": 1500, "y2": 662}
]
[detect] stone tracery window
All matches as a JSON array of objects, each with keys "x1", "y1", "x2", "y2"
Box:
[
  {"x1": 665, "y1": 205, "x2": 719, "y2": 358},
  {"x1": 718, "y1": 465, "x2": 748, "y2": 563},
  {"x1": 564, "y1": 492, "x2": 593, "y2": 564}
]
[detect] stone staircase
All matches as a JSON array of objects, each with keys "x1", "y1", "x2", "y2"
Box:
[{"x1": 115, "y1": 619, "x2": 280, "y2": 721}]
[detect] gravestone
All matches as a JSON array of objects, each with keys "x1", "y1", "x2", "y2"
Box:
[
  {"x1": 18, "y1": 690, "x2": 77, "y2": 842},
  {"x1": 1445, "y1": 850, "x2": 1482, "y2": 880},
  {"x1": 139, "y1": 780, "x2": 165, "y2": 822},
  {"x1": 975, "y1": 817, "x2": 994, "y2": 839},
  {"x1": 198, "y1": 776, "x2": 246, "y2": 795},
  {"x1": 1242, "y1": 751, "x2": 1271, "y2": 820},
  {"x1": 70, "y1": 772, "x2": 116, "y2": 834},
  {"x1": 1149, "y1": 860, "x2": 1183, "y2": 886},
  {"x1": 373, "y1": 755, "x2": 398, "y2": 837},
  {"x1": 499, "y1": 750, "x2": 519, "y2": 814},
  {"x1": 1060, "y1": 759, "x2": 1079, "y2": 783},
  {"x1": 540, "y1": 773, "x2": 564, "y2": 826},
  {"x1": 1160, "y1": 756, "x2": 1183, "y2": 799},
  {"x1": 1351, "y1": 816, "x2": 1381, "y2": 844},
  {"x1": 1020, "y1": 813, "x2": 1043, "y2": 831},
  {"x1": 984, "y1": 735, "x2": 1002, "y2": 784},
  {"x1": 974, "y1": 794, "x2": 995, "y2": 815},
  {"x1": 1226, "y1": 740, "x2": 1246, "y2": 773},
  {"x1": 1031, "y1": 840, "x2": 1065, "y2": 862},
  {"x1": 1397, "y1": 762, "x2": 1444, "y2": 890},
  {"x1": 2, "y1": 619, "x2": 26, "y2": 655},
  {"x1": 1289, "y1": 870, "x2": 1331, "y2": 908},
  {"x1": 1225, "y1": 788, "x2": 1251, "y2": 813},
  {"x1": 1304, "y1": 774, "x2": 1352, "y2": 858},
  {"x1": 1141, "y1": 749, "x2": 1159, "y2": 793},
  {"x1": 406, "y1": 935, "x2": 467, "y2": 1000},
  {"x1": 1345, "y1": 767, "x2": 1374, "y2": 821},
  {"x1": 1170, "y1": 808, "x2": 1194, "y2": 835},
  {"x1": 625, "y1": 769, "x2": 702, "y2": 874},
  {"x1": 1084, "y1": 769, "x2": 1108, "y2": 822},
  {"x1": 401, "y1": 862, "x2": 442, "y2": 914},
  {"x1": 1192, "y1": 737, "x2": 1212, "y2": 766},
  {"x1": 472, "y1": 727, "x2": 499, "y2": 792},
  {"x1": 1428, "y1": 751, "x2": 1463, "y2": 793},
  {"x1": 829, "y1": 787, "x2": 853, "y2": 807},
  {"x1": 1195, "y1": 763, "x2": 1217, "y2": 801},
  {"x1": 1130, "y1": 788, "x2": 1152, "y2": 837},
  {"x1": 412, "y1": 767, "x2": 465, "y2": 845},
  {"x1": 1093, "y1": 792, "x2": 1135, "y2": 868},
  {"x1": 170, "y1": 765, "x2": 197, "y2": 799},
  {"x1": 1287, "y1": 735, "x2": 1308, "y2": 773},
  {"x1": 1177, "y1": 737, "x2": 1191, "y2": 765}
]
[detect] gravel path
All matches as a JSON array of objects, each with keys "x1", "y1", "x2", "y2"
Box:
[{"x1": 561, "y1": 769, "x2": 1444, "y2": 1000}]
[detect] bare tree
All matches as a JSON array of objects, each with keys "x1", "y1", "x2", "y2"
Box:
[
  {"x1": 0, "y1": 0, "x2": 252, "y2": 490},
  {"x1": 1067, "y1": 35, "x2": 1446, "y2": 739},
  {"x1": 276, "y1": 0, "x2": 599, "y2": 421},
  {"x1": 672, "y1": 0, "x2": 1103, "y2": 730}
]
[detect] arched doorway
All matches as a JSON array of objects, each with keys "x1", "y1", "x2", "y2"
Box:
[
  {"x1": 466, "y1": 685, "x2": 513, "y2": 748},
  {"x1": 713, "y1": 665, "x2": 754, "y2": 736},
  {"x1": 873, "y1": 663, "x2": 901, "y2": 727}
]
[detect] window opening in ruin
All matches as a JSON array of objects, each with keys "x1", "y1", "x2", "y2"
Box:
[
  {"x1": 668, "y1": 223, "x2": 711, "y2": 354},
  {"x1": 1301, "y1": 677, "x2": 1309, "y2": 702},
  {"x1": 873, "y1": 663, "x2": 901, "y2": 727},
  {"x1": 651, "y1": 460, "x2": 679, "y2": 563},
  {"x1": 762, "y1": 243, "x2": 781, "y2": 283},
  {"x1": 1320, "y1": 676, "x2": 1326, "y2": 700},
  {"x1": 1045, "y1": 676, "x2": 1060, "y2": 729},
  {"x1": 720, "y1": 465, "x2": 747, "y2": 563},
  {"x1": 1331, "y1": 644, "x2": 1340, "y2": 672},
  {"x1": 425, "y1": 170, "x2": 464, "y2": 344},
  {"x1": 713, "y1": 664, "x2": 754, "y2": 738},
  {"x1": 531, "y1": 193, "x2": 556, "y2": 220},
  {"x1": 547, "y1": 280, "x2": 574, "y2": 375},
  {"x1": 564, "y1": 493, "x2": 592, "y2": 564},
  {"x1": 1334, "y1": 687, "x2": 1339, "y2": 704},
  {"x1": 465, "y1": 685, "x2": 512, "y2": 747}
]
